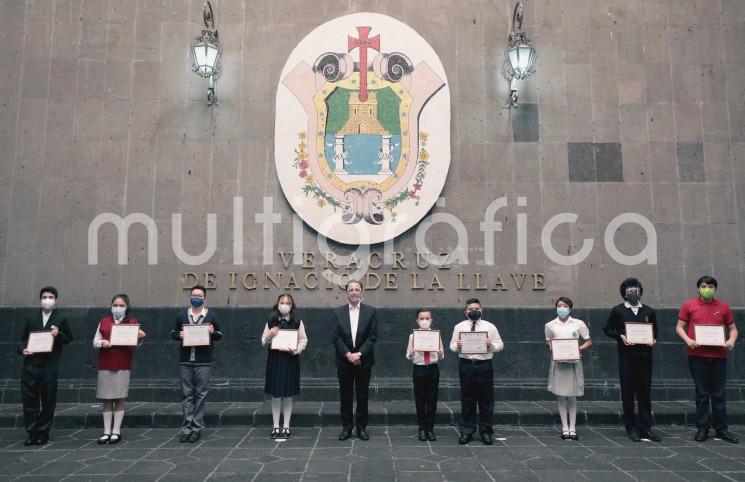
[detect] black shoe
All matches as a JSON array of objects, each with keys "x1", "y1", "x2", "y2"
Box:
[
  {"x1": 694, "y1": 429, "x2": 708, "y2": 442},
  {"x1": 458, "y1": 433, "x2": 473, "y2": 445},
  {"x1": 281, "y1": 427, "x2": 290, "y2": 439},
  {"x1": 356, "y1": 427, "x2": 369, "y2": 441},
  {"x1": 715, "y1": 430, "x2": 739, "y2": 444},
  {"x1": 641, "y1": 430, "x2": 661, "y2": 442},
  {"x1": 188, "y1": 431, "x2": 201, "y2": 443},
  {"x1": 24, "y1": 436, "x2": 35, "y2": 446},
  {"x1": 338, "y1": 428, "x2": 353, "y2": 441},
  {"x1": 179, "y1": 433, "x2": 191, "y2": 443},
  {"x1": 426, "y1": 430, "x2": 436, "y2": 442},
  {"x1": 35, "y1": 438, "x2": 48, "y2": 445},
  {"x1": 629, "y1": 430, "x2": 641, "y2": 442},
  {"x1": 97, "y1": 434, "x2": 111, "y2": 445},
  {"x1": 569, "y1": 431, "x2": 578, "y2": 441},
  {"x1": 481, "y1": 432, "x2": 494, "y2": 445},
  {"x1": 418, "y1": 429, "x2": 427, "y2": 442},
  {"x1": 271, "y1": 427, "x2": 280, "y2": 439},
  {"x1": 108, "y1": 434, "x2": 121, "y2": 445},
  {"x1": 561, "y1": 431, "x2": 570, "y2": 440}
]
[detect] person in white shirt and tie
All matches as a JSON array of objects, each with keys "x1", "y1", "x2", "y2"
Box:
[
  {"x1": 406, "y1": 308, "x2": 444, "y2": 442},
  {"x1": 332, "y1": 280, "x2": 378, "y2": 441},
  {"x1": 449, "y1": 298, "x2": 503, "y2": 445}
]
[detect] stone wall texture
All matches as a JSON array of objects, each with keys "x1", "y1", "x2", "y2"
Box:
[{"x1": 1, "y1": 0, "x2": 744, "y2": 309}]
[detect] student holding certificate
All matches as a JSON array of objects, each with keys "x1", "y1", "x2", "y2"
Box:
[
  {"x1": 405, "y1": 309, "x2": 444, "y2": 442},
  {"x1": 449, "y1": 298, "x2": 503, "y2": 445},
  {"x1": 261, "y1": 294, "x2": 308, "y2": 440},
  {"x1": 544, "y1": 297, "x2": 591, "y2": 441},
  {"x1": 92, "y1": 294, "x2": 146, "y2": 444},
  {"x1": 676, "y1": 276, "x2": 739, "y2": 444},
  {"x1": 603, "y1": 278, "x2": 660, "y2": 442},
  {"x1": 171, "y1": 285, "x2": 223, "y2": 443},
  {"x1": 19, "y1": 286, "x2": 73, "y2": 446}
]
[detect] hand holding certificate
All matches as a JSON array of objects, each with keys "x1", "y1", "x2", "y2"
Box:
[
  {"x1": 551, "y1": 338, "x2": 580, "y2": 361},
  {"x1": 459, "y1": 331, "x2": 488, "y2": 354},
  {"x1": 110, "y1": 324, "x2": 140, "y2": 346},
  {"x1": 182, "y1": 324, "x2": 211, "y2": 347},
  {"x1": 695, "y1": 325, "x2": 726, "y2": 347},
  {"x1": 271, "y1": 329, "x2": 299, "y2": 351},
  {"x1": 26, "y1": 331, "x2": 54, "y2": 353},
  {"x1": 625, "y1": 322, "x2": 654, "y2": 345},
  {"x1": 413, "y1": 330, "x2": 441, "y2": 352}
]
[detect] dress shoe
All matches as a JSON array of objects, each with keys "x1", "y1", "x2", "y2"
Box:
[
  {"x1": 426, "y1": 430, "x2": 436, "y2": 442},
  {"x1": 188, "y1": 431, "x2": 201, "y2": 443},
  {"x1": 569, "y1": 432, "x2": 578, "y2": 441},
  {"x1": 641, "y1": 430, "x2": 661, "y2": 442},
  {"x1": 23, "y1": 437, "x2": 35, "y2": 446},
  {"x1": 458, "y1": 433, "x2": 473, "y2": 445},
  {"x1": 715, "y1": 430, "x2": 739, "y2": 444},
  {"x1": 561, "y1": 432, "x2": 570, "y2": 440},
  {"x1": 356, "y1": 427, "x2": 369, "y2": 441},
  {"x1": 270, "y1": 427, "x2": 280, "y2": 439},
  {"x1": 694, "y1": 429, "x2": 708, "y2": 442},
  {"x1": 338, "y1": 428, "x2": 353, "y2": 441},
  {"x1": 179, "y1": 433, "x2": 191, "y2": 443},
  {"x1": 35, "y1": 438, "x2": 48, "y2": 445},
  {"x1": 97, "y1": 434, "x2": 111, "y2": 445},
  {"x1": 108, "y1": 434, "x2": 121, "y2": 445},
  {"x1": 481, "y1": 432, "x2": 494, "y2": 445},
  {"x1": 418, "y1": 429, "x2": 427, "y2": 442},
  {"x1": 628, "y1": 430, "x2": 641, "y2": 442},
  {"x1": 281, "y1": 427, "x2": 291, "y2": 439}
]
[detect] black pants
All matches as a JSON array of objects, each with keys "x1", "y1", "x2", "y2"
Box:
[
  {"x1": 688, "y1": 356, "x2": 728, "y2": 431},
  {"x1": 618, "y1": 354, "x2": 653, "y2": 433},
  {"x1": 457, "y1": 359, "x2": 494, "y2": 435},
  {"x1": 21, "y1": 363, "x2": 58, "y2": 438},
  {"x1": 337, "y1": 364, "x2": 372, "y2": 430},
  {"x1": 413, "y1": 364, "x2": 439, "y2": 430}
]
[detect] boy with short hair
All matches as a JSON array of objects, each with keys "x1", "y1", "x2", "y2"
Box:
[{"x1": 406, "y1": 308, "x2": 444, "y2": 442}]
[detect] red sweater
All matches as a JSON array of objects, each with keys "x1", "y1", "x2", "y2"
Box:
[{"x1": 97, "y1": 316, "x2": 137, "y2": 370}]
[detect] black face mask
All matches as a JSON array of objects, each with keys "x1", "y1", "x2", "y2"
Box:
[
  {"x1": 626, "y1": 293, "x2": 640, "y2": 306},
  {"x1": 467, "y1": 309, "x2": 481, "y2": 321}
]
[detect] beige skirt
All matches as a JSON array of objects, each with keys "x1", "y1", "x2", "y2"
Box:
[
  {"x1": 96, "y1": 370, "x2": 131, "y2": 400},
  {"x1": 547, "y1": 360, "x2": 584, "y2": 397}
]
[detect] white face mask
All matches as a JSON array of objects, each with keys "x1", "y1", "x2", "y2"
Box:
[
  {"x1": 278, "y1": 303, "x2": 292, "y2": 316},
  {"x1": 417, "y1": 320, "x2": 431, "y2": 330},
  {"x1": 41, "y1": 299, "x2": 55, "y2": 311},
  {"x1": 111, "y1": 307, "x2": 126, "y2": 320}
]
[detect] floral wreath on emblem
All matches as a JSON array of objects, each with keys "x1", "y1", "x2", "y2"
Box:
[{"x1": 292, "y1": 131, "x2": 430, "y2": 222}]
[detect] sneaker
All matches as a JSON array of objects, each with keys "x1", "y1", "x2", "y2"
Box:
[
  {"x1": 694, "y1": 429, "x2": 708, "y2": 442},
  {"x1": 641, "y1": 430, "x2": 661, "y2": 442},
  {"x1": 715, "y1": 430, "x2": 739, "y2": 444}
]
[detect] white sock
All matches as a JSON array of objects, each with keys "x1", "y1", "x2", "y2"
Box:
[
  {"x1": 271, "y1": 398, "x2": 282, "y2": 428},
  {"x1": 567, "y1": 397, "x2": 577, "y2": 432},
  {"x1": 557, "y1": 397, "x2": 569, "y2": 432},
  {"x1": 282, "y1": 397, "x2": 293, "y2": 429},
  {"x1": 113, "y1": 411, "x2": 125, "y2": 435},
  {"x1": 102, "y1": 410, "x2": 112, "y2": 435}
]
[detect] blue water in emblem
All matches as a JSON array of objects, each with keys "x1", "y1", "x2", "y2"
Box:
[{"x1": 324, "y1": 134, "x2": 402, "y2": 175}]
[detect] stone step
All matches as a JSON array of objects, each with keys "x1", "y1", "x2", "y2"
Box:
[
  {"x1": 3, "y1": 378, "x2": 742, "y2": 403},
  {"x1": 3, "y1": 401, "x2": 745, "y2": 429}
]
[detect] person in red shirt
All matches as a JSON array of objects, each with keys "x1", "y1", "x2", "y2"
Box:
[{"x1": 676, "y1": 276, "x2": 739, "y2": 444}]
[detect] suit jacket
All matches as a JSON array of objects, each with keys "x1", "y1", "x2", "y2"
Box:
[
  {"x1": 19, "y1": 309, "x2": 73, "y2": 367},
  {"x1": 331, "y1": 303, "x2": 378, "y2": 368}
]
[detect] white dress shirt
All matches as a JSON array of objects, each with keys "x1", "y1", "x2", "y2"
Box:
[
  {"x1": 260, "y1": 318, "x2": 309, "y2": 356},
  {"x1": 42, "y1": 311, "x2": 52, "y2": 327},
  {"x1": 624, "y1": 301, "x2": 643, "y2": 316},
  {"x1": 449, "y1": 319, "x2": 504, "y2": 360},
  {"x1": 187, "y1": 307, "x2": 208, "y2": 361},
  {"x1": 544, "y1": 316, "x2": 590, "y2": 342},
  {"x1": 405, "y1": 331, "x2": 444, "y2": 365},
  {"x1": 349, "y1": 303, "x2": 360, "y2": 348}
]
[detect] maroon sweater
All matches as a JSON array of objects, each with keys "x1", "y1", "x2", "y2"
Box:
[{"x1": 97, "y1": 316, "x2": 137, "y2": 371}]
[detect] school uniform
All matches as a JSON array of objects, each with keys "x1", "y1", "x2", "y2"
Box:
[
  {"x1": 406, "y1": 331, "x2": 443, "y2": 431},
  {"x1": 19, "y1": 309, "x2": 73, "y2": 441},
  {"x1": 449, "y1": 319, "x2": 503, "y2": 435},
  {"x1": 544, "y1": 317, "x2": 590, "y2": 397},
  {"x1": 261, "y1": 318, "x2": 308, "y2": 397},
  {"x1": 603, "y1": 302, "x2": 657, "y2": 434},
  {"x1": 93, "y1": 315, "x2": 140, "y2": 399},
  {"x1": 170, "y1": 308, "x2": 222, "y2": 435}
]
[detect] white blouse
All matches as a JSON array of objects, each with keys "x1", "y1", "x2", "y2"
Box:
[
  {"x1": 544, "y1": 316, "x2": 590, "y2": 341},
  {"x1": 260, "y1": 319, "x2": 308, "y2": 356}
]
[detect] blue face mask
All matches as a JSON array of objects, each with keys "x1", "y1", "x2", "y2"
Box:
[
  {"x1": 556, "y1": 307, "x2": 570, "y2": 319},
  {"x1": 190, "y1": 296, "x2": 205, "y2": 307}
]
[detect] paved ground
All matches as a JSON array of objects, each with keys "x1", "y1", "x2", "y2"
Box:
[{"x1": 0, "y1": 426, "x2": 744, "y2": 481}]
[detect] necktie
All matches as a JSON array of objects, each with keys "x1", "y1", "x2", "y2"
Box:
[
  {"x1": 423, "y1": 351, "x2": 431, "y2": 364},
  {"x1": 471, "y1": 321, "x2": 477, "y2": 331}
]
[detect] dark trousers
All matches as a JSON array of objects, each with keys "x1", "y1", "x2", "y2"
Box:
[
  {"x1": 337, "y1": 364, "x2": 372, "y2": 429},
  {"x1": 413, "y1": 364, "x2": 440, "y2": 430},
  {"x1": 180, "y1": 364, "x2": 211, "y2": 434},
  {"x1": 618, "y1": 355, "x2": 653, "y2": 433},
  {"x1": 21, "y1": 363, "x2": 58, "y2": 438},
  {"x1": 457, "y1": 359, "x2": 494, "y2": 435},
  {"x1": 688, "y1": 356, "x2": 728, "y2": 431}
]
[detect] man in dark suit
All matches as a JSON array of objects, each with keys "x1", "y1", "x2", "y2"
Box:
[
  {"x1": 19, "y1": 286, "x2": 73, "y2": 446},
  {"x1": 332, "y1": 280, "x2": 378, "y2": 441}
]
